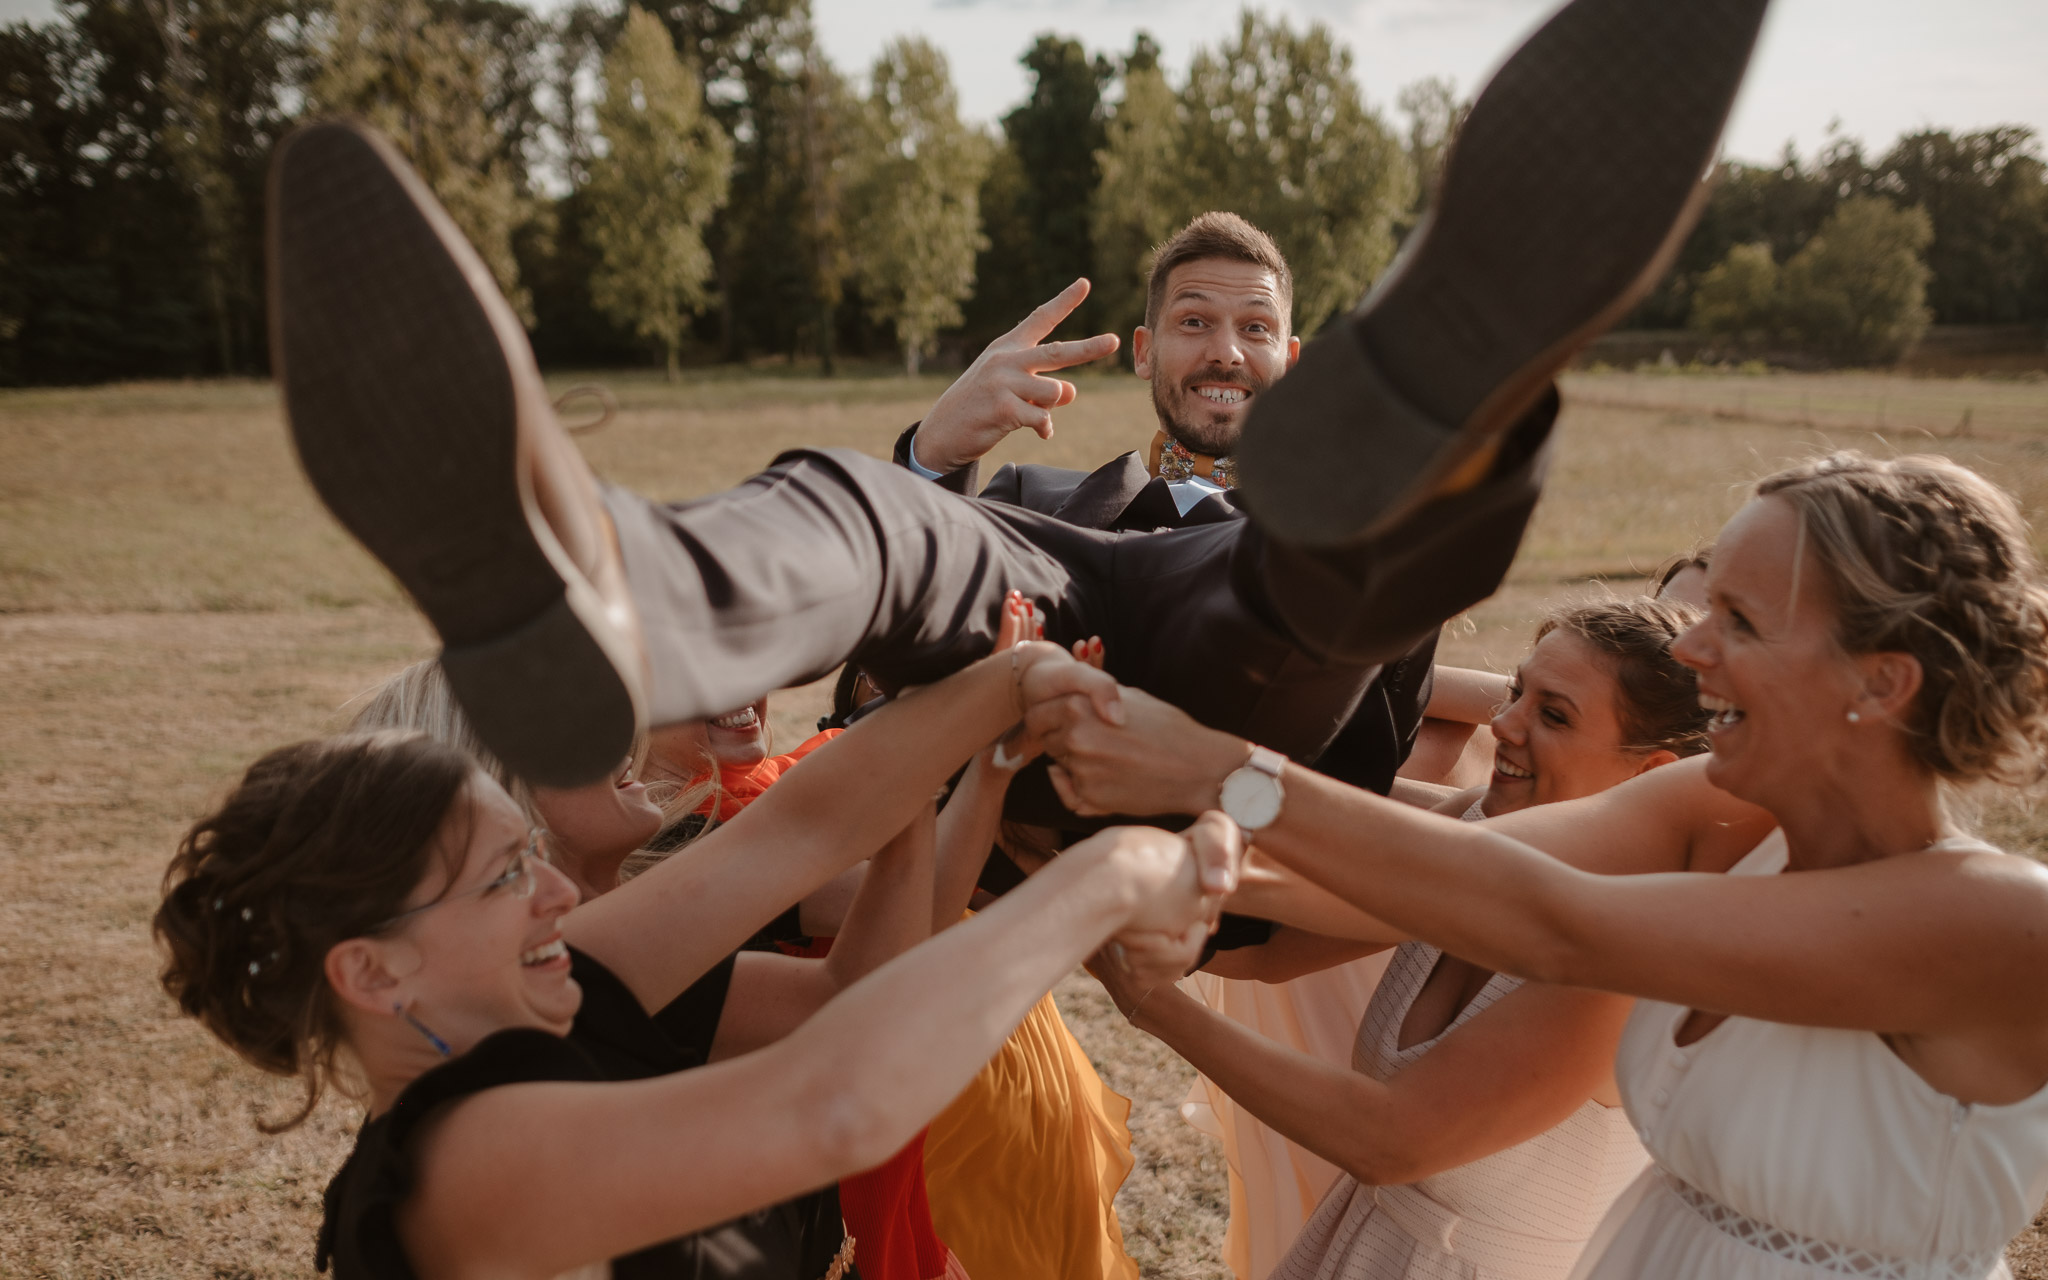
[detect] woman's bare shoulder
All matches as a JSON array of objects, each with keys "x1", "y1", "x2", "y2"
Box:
[{"x1": 1480, "y1": 757, "x2": 1775, "y2": 876}]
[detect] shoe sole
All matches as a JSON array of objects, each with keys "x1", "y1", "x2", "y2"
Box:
[
  {"x1": 269, "y1": 121, "x2": 639, "y2": 788},
  {"x1": 1238, "y1": 0, "x2": 1770, "y2": 547}
]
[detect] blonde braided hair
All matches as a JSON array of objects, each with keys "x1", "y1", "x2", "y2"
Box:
[{"x1": 1757, "y1": 452, "x2": 2048, "y2": 786}]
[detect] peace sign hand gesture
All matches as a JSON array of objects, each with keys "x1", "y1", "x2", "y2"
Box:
[{"x1": 910, "y1": 278, "x2": 1121, "y2": 476}]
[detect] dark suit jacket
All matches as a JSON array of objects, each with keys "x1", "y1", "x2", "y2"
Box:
[
  {"x1": 893, "y1": 423, "x2": 1439, "y2": 798},
  {"x1": 894, "y1": 426, "x2": 1438, "y2": 954}
]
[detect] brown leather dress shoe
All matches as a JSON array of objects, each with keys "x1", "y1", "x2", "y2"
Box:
[
  {"x1": 1237, "y1": 0, "x2": 1772, "y2": 547},
  {"x1": 269, "y1": 120, "x2": 646, "y2": 788}
]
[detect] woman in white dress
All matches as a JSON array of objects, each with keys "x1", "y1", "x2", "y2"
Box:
[
  {"x1": 1039, "y1": 451, "x2": 2048, "y2": 1280},
  {"x1": 1116, "y1": 599, "x2": 1711, "y2": 1280}
]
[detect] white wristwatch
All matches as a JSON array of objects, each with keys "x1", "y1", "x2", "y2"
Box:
[{"x1": 1219, "y1": 744, "x2": 1287, "y2": 832}]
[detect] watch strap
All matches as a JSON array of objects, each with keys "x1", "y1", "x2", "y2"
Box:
[{"x1": 1245, "y1": 744, "x2": 1286, "y2": 779}]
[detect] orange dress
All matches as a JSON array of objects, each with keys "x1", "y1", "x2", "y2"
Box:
[{"x1": 922, "y1": 978, "x2": 1141, "y2": 1280}]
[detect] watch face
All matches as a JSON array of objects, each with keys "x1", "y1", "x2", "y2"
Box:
[{"x1": 1220, "y1": 767, "x2": 1283, "y2": 830}]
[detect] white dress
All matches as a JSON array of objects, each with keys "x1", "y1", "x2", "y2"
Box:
[
  {"x1": 1269, "y1": 940, "x2": 1648, "y2": 1280},
  {"x1": 1571, "y1": 829, "x2": 2048, "y2": 1280}
]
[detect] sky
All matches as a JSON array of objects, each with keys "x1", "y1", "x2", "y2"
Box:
[
  {"x1": 6, "y1": 0, "x2": 2043, "y2": 166},
  {"x1": 808, "y1": 0, "x2": 2048, "y2": 166}
]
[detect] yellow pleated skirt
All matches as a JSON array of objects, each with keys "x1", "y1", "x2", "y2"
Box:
[{"x1": 923, "y1": 990, "x2": 1141, "y2": 1280}]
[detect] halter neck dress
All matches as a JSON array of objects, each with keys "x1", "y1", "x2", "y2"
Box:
[
  {"x1": 1570, "y1": 829, "x2": 2048, "y2": 1280},
  {"x1": 1271, "y1": 798, "x2": 1649, "y2": 1280}
]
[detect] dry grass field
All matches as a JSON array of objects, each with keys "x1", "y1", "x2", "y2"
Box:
[{"x1": 6, "y1": 364, "x2": 2048, "y2": 1277}]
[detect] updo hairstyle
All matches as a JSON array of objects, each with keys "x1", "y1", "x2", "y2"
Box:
[
  {"x1": 1756, "y1": 452, "x2": 2048, "y2": 785},
  {"x1": 154, "y1": 731, "x2": 475, "y2": 1130},
  {"x1": 1534, "y1": 598, "x2": 1711, "y2": 759}
]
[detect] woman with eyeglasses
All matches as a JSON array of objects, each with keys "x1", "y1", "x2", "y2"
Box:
[
  {"x1": 346, "y1": 652, "x2": 961, "y2": 1279},
  {"x1": 154, "y1": 640, "x2": 1240, "y2": 1280}
]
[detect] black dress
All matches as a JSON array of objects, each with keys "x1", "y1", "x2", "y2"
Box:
[{"x1": 317, "y1": 948, "x2": 854, "y2": 1279}]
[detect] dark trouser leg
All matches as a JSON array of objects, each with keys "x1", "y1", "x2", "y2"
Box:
[
  {"x1": 1108, "y1": 388, "x2": 1556, "y2": 767},
  {"x1": 608, "y1": 392, "x2": 1551, "y2": 767},
  {"x1": 606, "y1": 448, "x2": 1116, "y2": 724}
]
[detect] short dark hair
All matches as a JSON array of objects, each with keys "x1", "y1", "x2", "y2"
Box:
[{"x1": 1143, "y1": 212, "x2": 1293, "y2": 332}]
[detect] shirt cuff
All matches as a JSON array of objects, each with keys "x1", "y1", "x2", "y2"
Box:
[{"x1": 905, "y1": 426, "x2": 948, "y2": 480}]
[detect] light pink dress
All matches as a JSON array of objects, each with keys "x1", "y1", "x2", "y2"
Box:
[
  {"x1": 1182, "y1": 953, "x2": 1395, "y2": 1280},
  {"x1": 1269, "y1": 938, "x2": 1648, "y2": 1280}
]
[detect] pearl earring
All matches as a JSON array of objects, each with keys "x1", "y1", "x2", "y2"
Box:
[{"x1": 1846, "y1": 710, "x2": 1861, "y2": 724}]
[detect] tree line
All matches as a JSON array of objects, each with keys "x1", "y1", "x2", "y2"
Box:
[
  {"x1": 1658, "y1": 129, "x2": 2048, "y2": 363},
  {"x1": 4, "y1": 0, "x2": 2046, "y2": 386}
]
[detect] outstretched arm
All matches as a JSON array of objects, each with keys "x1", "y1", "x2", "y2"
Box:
[
  {"x1": 1036, "y1": 685, "x2": 2048, "y2": 1037},
  {"x1": 1199, "y1": 925, "x2": 1385, "y2": 982},
  {"x1": 568, "y1": 632, "x2": 1124, "y2": 1012},
  {"x1": 1425, "y1": 665, "x2": 1509, "y2": 724},
  {"x1": 1098, "y1": 959, "x2": 1630, "y2": 1185},
  {"x1": 404, "y1": 816, "x2": 1241, "y2": 1280},
  {"x1": 708, "y1": 806, "x2": 940, "y2": 1060}
]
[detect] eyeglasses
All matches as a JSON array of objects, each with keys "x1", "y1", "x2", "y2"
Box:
[{"x1": 374, "y1": 829, "x2": 544, "y2": 932}]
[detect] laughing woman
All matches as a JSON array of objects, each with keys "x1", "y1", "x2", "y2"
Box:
[
  {"x1": 1114, "y1": 598, "x2": 1710, "y2": 1280},
  {"x1": 155, "y1": 642, "x2": 1239, "y2": 1280},
  {"x1": 1037, "y1": 452, "x2": 2048, "y2": 1280}
]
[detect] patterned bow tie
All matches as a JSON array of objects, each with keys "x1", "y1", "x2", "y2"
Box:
[{"x1": 1147, "y1": 430, "x2": 1235, "y2": 489}]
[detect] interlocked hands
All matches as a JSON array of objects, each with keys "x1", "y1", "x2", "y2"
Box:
[
  {"x1": 1024, "y1": 677, "x2": 1247, "y2": 820},
  {"x1": 989, "y1": 617, "x2": 1258, "y2": 993}
]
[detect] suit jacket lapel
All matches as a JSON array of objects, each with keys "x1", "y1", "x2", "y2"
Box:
[{"x1": 1051, "y1": 451, "x2": 1153, "y2": 528}]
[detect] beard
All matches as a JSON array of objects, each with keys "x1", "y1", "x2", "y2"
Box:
[{"x1": 1150, "y1": 365, "x2": 1271, "y2": 456}]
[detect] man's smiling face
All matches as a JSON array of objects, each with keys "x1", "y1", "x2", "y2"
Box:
[{"x1": 1132, "y1": 258, "x2": 1300, "y2": 456}]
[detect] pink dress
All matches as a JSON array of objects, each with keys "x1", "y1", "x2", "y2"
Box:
[
  {"x1": 1270, "y1": 943, "x2": 1648, "y2": 1280},
  {"x1": 1182, "y1": 954, "x2": 1395, "y2": 1280}
]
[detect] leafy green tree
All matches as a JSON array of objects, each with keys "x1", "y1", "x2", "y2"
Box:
[
  {"x1": 1179, "y1": 12, "x2": 1411, "y2": 332},
  {"x1": 847, "y1": 37, "x2": 991, "y2": 374},
  {"x1": 1, "y1": 0, "x2": 304, "y2": 382},
  {"x1": 1687, "y1": 241, "x2": 1779, "y2": 343},
  {"x1": 1778, "y1": 196, "x2": 1934, "y2": 363},
  {"x1": 1090, "y1": 56, "x2": 1187, "y2": 342},
  {"x1": 583, "y1": 6, "x2": 733, "y2": 380},
  {"x1": 311, "y1": 0, "x2": 541, "y2": 320},
  {"x1": 975, "y1": 35, "x2": 1111, "y2": 337},
  {"x1": 1395, "y1": 76, "x2": 1467, "y2": 221},
  {"x1": 1874, "y1": 127, "x2": 2048, "y2": 324},
  {"x1": 641, "y1": 0, "x2": 812, "y2": 361},
  {"x1": 139, "y1": 0, "x2": 270, "y2": 374},
  {"x1": 790, "y1": 33, "x2": 854, "y2": 372},
  {"x1": 1092, "y1": 11, "x2": 1411, "y2": 339},
  {"x1": 1631, "y1": 137, "x2": 1868, "y2": 328}
]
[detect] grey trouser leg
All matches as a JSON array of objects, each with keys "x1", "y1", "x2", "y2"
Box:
[{"x1": 605, "y1": 393, "x2": 1554, "y2": 770}]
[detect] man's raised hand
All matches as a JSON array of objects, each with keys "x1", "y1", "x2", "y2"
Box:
[{"x1": 911, "y1": 279, "x2": 1121, "y2": 476}]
